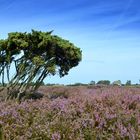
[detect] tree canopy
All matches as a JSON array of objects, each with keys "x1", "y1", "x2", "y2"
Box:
[
  {"x1": 97, "y1": 80, "x2": 110, "y2": 85},
  {"x1": 0, "y1": 30, "x2": 82, "y2": 99}
]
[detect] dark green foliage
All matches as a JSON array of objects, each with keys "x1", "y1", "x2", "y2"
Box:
[
  {"x1": 22, "y1": 91, "x2": 44, "y2": 100},
  {"x1": 47, "y1": 91, "x2": 68, "y2": 99},
  {"x1": 0, "y1": 30, "x2": 82, "y2": 100},
  {"x1": 97, "y1": 80, "x2": 110, "y2": 85},
  {"x1": 0, "y1": 124, "x2": 3, "y2": 140},
  {"x1": 126, "y1": 80, "x2": 131, "y2": 86},
  {"x1": 89, "y1": 81, "x2": 96, "y2": 85},
  {"x1": 68, "y1": 83, "x2": 88, "y2": 86}
]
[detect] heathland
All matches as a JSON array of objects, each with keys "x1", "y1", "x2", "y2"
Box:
[{"x1": 0, "y1": 85, "x2": 140, "y2": 140}]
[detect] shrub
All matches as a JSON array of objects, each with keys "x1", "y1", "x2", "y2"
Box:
[
  {"x1": 22, "y1": 91, "x2": 44, "y2": 100},
  {"x1": 47, "y1": 92, "x2": 68, "y2": 99}
]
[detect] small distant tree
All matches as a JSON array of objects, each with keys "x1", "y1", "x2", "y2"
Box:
[
  {"x1": 125, "y1": 80, "x2": 131, "y2": 86},
  {"x1": 73, "y1": 83, "x2": 83, "y2": 86},
  {"x1": 112, "y1": 80, "x2": 121, "y2": 86},
  {"x1": 89, "y1": 81, "x2": 96, "y2": 85},
  {"x1": 0, "y1": 30, "x2": 82, "y2": 100},
  {"x1": 97, "y1": 80, "x2": 110, "y2": 85}
]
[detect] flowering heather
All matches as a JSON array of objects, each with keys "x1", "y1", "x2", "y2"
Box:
[{"x1": 0, "y1": 86, "x2": 140, "y2": 139}]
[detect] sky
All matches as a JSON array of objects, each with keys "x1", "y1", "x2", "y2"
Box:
[{"x1": 0, "y1": 0, "x2": 140, "y2": 84}]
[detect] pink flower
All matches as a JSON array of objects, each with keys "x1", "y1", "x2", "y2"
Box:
[{"x1": 51, "y1": 132, "x2": 61, "y2": 140}]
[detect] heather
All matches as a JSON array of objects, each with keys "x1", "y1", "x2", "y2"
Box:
[{"x1": 0, "y1": 86, "x2": 140, "y2": 140}]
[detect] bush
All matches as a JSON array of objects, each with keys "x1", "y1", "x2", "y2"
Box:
[
  {"x1": 47, "y1": 92, "x2": 69, "y2": 99},
  {"x1": 22, "y1": 91, "x2": 44, "y2": 100}
]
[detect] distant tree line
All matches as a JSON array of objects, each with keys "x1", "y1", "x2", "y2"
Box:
[
  {"x1": 0, "y1": 79, "x2": 139, "y2": 87},
  {"x1": 89, "y1": 80, "x2": 139, "y2": 86},
  {"x1": 66, "y1": 80, "x2": 140, "y2": 86}
]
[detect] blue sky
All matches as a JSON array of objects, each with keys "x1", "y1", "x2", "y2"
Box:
[{"x1": 0, "y1": 0, "x2": 140, "y2": 84}]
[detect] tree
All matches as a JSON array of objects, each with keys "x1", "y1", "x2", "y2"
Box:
[
  {"x1": 97, "y1": 80, "x2": 110, "y2": 85},
  {"x1": 89, "y1": 81, "x2": 96, "y2": 85},
  {"x1": 112, "y1": 80, "x2": 121, "y2": 86},
  {"x1": 0, "y1": 30, "x2": 82, "y2": 100},
  {"x1": 125, "y1": 80, "x2": 131, "y2": 86}
]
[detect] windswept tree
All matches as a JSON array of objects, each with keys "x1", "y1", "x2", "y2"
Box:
[{"x1": 0, "y1": 30, "x2": 82, "y2": 100}]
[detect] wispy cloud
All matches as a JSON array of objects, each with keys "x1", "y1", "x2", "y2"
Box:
[{"x1": 0, "y1": 0, "x2": 16, "y2": 11}]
